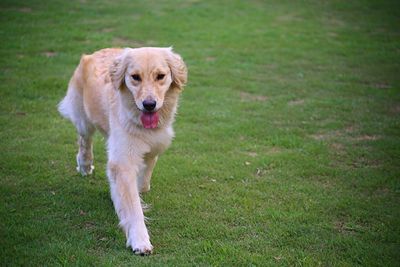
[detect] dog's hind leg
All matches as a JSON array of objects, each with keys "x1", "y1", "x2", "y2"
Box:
[
  {"x1": 76, "y1": 128, "x2": 95, "y2": 176},
  {"x1": 138, "y1": 155, "x2": 158, "y2": 193},
  {"x1": 59, "y1": 81, "x2": 96, "y2": 176},
  {"x1": 74, "y1": 99, "x2": 95, "y2": 176}
]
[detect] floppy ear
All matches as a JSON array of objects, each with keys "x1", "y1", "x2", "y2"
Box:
[
  {"x1": 166, "y1": 48, "x2": 188, "y2": 91},
  {"x1": 109, "y1": 49, "x2": 130, "y2": 90}
]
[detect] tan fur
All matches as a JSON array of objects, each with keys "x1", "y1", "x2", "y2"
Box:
[{"x1": 58, "y1": 47, "x2": 187, "y2": 255}]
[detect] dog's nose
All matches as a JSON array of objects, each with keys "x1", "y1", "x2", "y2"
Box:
[{"x1": 142, "y1": 100, "x2": 156, "y2": 112}]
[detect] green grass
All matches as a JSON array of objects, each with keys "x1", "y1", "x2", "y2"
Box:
[{"x1": 1, "y1": 0, "x2": 399, "y2": 265}]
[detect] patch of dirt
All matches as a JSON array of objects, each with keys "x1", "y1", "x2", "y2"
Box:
[
  {"x1": 324, "y1": 16, "x2": 346, "y2": 28},
  {"x1": 83, "y1": 221, "x2": 96, "y2": 229},
  {"x1": 240, "y1": 91, "x2": 268, "y2": 102},
  {"x1": 261, "y1": 63, "x2": 277, "y2": 70},
  {"x1": 18, "y1": 7, "x2": 32, "y2": 13},
  {"x1": 243, "y1": 147, "x2": 282, "y2": 158},
  {"x1": 265, "y1": 147, "x2": 282, "y2": 154},
  {"x1": 329, "y1": 143, "x2": 347, "y2": 157},
  {"x1": 327, "y1": 32, "x2": 338, "y2": 38},
  {"x1": 353, "y1": 135, "x2": 380, "y2": 141},
  {"x1": 275, "y1": 13, "x2": 302, "y2": 23},
  {"x1": 344, "y1": 126, "x2": 356, "y2": 133},
  {"x1": 373, "y1": 187, "x2": 390, "y2": 197},
  {"x1": 288, "y1": 99, "x2": 304, "y2": 106},
  {"x1": 390, "y1": 104, "x2": 400, "y2": 115},
  {"x1": 373, "y1": 82, "x2": 391, "y2": 89},
  {"x1": 101, "y1": 27, "x2": 114, "y2": 33},
  {"x1": 350, "y1": 157, "x2": 381, "y2": 168},
  {"x1": 79, "y1": 39, "x2": 91, "y2": 45},
  {"x1": 42, "y1": 51, "x2": 57, "y2": 58},
  {"x1": 360, "y1": 187, "x2": 393, "y2": 200},
  {"x1": 311, "y1": 134, "x2": 325, "y2": 141},
  {"x1": 311, "y1": 126, "x2": 357, "y2": 141},
  {"x1": 313, "y1": 176, "x2": 335, "y2": 190},
  {"x1": 255, "y1": 168, "x2": 267, "y2": 177},
  {"x1": 179, "y1": 0, "x2": 202, "y2": 8},
  {"x1": 361, "y1": 81, "x2": 392, "y2": 89},
  {"x1": 334, "y1": 221, "x2": 358, "y2": 235},
  {"x1": 205, "y1": 56, "x2": 216, "y2": 62},
  {"x1": 311, "y1": 131, "x2": 340, "y2": 141},
  {"x1": 330, "y1": 142, "x2": 344, "y2": 151},
  {"x1": 245, "y1": 151, "x2": 258, "y2": 157}
]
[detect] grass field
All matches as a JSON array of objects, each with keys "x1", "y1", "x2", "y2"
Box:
[{"x1": 1, "y1": 0, "x2": 400, "y2": 266}]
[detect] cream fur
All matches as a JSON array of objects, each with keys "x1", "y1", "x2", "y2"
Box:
[{"x1": 58, "y1": 47, "x2": 187, "y2": 255}]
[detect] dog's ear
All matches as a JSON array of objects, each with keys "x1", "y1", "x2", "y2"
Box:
[
  {"x1": 166, "y1": 48, "x2": 187, "y2": 91},
  {"x1": 110, "y1": 49, "x2": 130, "y2": 90}
]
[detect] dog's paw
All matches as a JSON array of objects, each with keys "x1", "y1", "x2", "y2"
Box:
[
  {"x1": 132, "y1": 244, "x2": 153, "y2": 256},
  {"x1": 140, "y1": 184, "x2": 151, "y2": 193},
  {"x1": 76, "y1": 164, "x2": 94, "y2": 176},
  {"x1": 76, "y1": 154, "x2": 94, "y2": 176},
  {"x1": 127, "y1": 235, "x2": 153, "y2": 256}
]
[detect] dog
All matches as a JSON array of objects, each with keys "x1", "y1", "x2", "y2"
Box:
[{"x1": 58, "y1": 47, "x2": 187, "y2": 255}]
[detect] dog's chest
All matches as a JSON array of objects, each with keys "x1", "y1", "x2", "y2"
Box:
[
  {"x1": 127, "y1": 126, "x2": 174, "y2": 157},
  {"x1": 146, "y1": 127, "x2": 174, "y2": 156}
]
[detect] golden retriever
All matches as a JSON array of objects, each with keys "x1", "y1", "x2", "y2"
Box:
[{"x1": 58, "y1": 47, "x2": 187, "y2": 255}]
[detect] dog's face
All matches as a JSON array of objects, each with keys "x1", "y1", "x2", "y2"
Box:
[{"x1": 110, "y1": 47, "x2": 187, "y2": 129}]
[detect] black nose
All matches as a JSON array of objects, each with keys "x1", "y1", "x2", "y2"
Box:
[{"x1": 142, "y1": 100, "x2": 156, "y2": 111}]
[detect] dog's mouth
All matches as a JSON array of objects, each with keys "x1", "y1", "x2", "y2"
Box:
[{"x1": 140, "y1": 111, "x2": 159, "y2": 129}]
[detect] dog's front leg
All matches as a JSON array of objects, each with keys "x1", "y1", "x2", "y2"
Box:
[{"x1": 107, "y1": 160, "x2": 153, "y2": 255}]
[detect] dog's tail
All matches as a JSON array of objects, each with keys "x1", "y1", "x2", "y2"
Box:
[
  {"x1": 58, "y1": 55, "x2": 92, "y2": 134},
  {"x1": 57, "y1": 85, "x2": 80, "y2": 122}
]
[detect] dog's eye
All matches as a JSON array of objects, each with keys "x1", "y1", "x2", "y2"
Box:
[
  {"x1": 131, "y1": 74, "x2": 141, "y2": 82},
  {"x1": 156, "y1": 74, "x2": 165, "y2": 81}
]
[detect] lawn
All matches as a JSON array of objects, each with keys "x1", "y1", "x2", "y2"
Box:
[{"x1": 1, "y1": 0, "x2": 399, "y2": 266}]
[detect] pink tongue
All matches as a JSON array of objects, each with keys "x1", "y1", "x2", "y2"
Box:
[{"x1": 140, "y1": 112, "x2": 159, "y2": 129}]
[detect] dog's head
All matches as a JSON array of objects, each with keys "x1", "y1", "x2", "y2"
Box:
[{"x1": 110, "y1": 47, "x2": 187, "y2": 129}]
